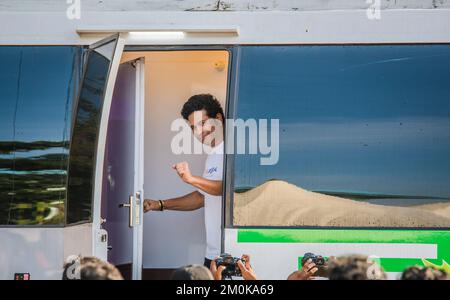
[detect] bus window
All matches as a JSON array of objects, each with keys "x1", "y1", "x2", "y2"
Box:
[
  {"x1": 0, "y1": 46, "x2": 83, "y2": 225},
  {"x1": 230, "y1": 45, "x2": 450, "y2": 228}
]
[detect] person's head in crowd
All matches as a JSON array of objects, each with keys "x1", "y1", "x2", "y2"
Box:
[
  {"x1": 62, "y1": 256, "x2": 124, "y2": 280},
  {"x1": 401, "y1": 266, "x2": 449, "y2": 280},
  {"x1": 327, "y1": 255, "x2": 386, "y2": 280},
  {"x1": 171, "y1": 264, "x2": 214, "y2": 280}
]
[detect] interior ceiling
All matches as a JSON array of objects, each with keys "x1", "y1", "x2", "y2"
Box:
[{"x1": 121, "y1": 50, "x2": 228, "y2": 64}]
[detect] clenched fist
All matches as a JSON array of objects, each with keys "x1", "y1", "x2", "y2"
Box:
[{"x1": 172, "y1": 161, "x2": 194, "y2": 184}]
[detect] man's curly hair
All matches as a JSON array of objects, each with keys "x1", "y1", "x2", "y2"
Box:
[{"x1": 181, "y1": 94, "x2": 225, "y2": 121}]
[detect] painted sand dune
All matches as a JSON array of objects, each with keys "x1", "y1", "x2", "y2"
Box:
[{"x1": 234, "y1": 180, "x2": 450, "y2": 227}]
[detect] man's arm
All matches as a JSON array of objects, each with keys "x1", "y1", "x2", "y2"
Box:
[
  {"x1": 144, "y1": 191, "x2": 204, "y2": 212},
  {"x1": 187, "y1": 176, "x2": 222, "y2": 196}
]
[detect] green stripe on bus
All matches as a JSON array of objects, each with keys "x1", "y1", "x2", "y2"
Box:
[
  {"x1": 237, "y1": 229, "x2": 450, "y2": 273},
  {"x1": 237, "y1": 229, "x2": 450, "y2": 244},
  {"x1": 378, "y1": 258, "x2": 425, "y2": 273}
]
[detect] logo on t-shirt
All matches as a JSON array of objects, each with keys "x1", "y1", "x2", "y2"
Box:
[{"x1": 207, "y1": 167, "x2": 218, "y2": 174}]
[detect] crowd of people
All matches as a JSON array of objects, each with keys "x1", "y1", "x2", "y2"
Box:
[{"x1": 62, "y1": 253, "x2": 449, "y2": 280}]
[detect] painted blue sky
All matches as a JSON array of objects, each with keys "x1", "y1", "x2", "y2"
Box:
[{"x1": 234, "y1": 45, "x2": 450, "y2": 198}]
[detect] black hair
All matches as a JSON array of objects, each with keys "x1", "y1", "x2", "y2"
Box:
[
  {"x1": 181, "y1": 94, "x2": 225, "y2": 121},
  {"x1": 171, "y1": 265, "x2": 213, "y2": 280}
]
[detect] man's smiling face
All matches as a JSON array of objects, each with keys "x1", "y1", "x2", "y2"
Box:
[{"x1": 188, "y1": 109, "x2": 223, "y2": 147}]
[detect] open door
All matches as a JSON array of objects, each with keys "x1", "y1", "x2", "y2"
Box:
[
  {"x1": 101, "y1": 57, "x2": 145, "y2": 280},
  {"x1": 67, "y1": 33, "x2": 146, "y2": 279},
  {"x1": 70, "y1": 32, "x2": 144, "y2": 279}
]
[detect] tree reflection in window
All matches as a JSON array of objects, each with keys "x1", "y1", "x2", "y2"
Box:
[{"x1": 0, "y1": 47, "x2": 83, "y2": 225}]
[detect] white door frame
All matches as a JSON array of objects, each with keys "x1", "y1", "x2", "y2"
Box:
[
  {"x1": 91, "y1": 33, "x2": 125, "y2": 260},
  {"x1": 132, "y1": 57, "x2": 145, "y2": 280}
]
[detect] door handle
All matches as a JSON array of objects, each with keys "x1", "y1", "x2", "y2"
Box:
[{"x1": 119, "y1": 195, "x2": 134, "y2": 228}]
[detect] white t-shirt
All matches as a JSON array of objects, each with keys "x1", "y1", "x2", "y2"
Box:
[{"x1": 198, "y1": 141, "x2": 224, "y2": 260}]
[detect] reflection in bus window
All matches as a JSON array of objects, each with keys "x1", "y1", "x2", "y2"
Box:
[
  {"x1": 232, "y1": 45, "x2": 450, "y2": 228},
  {"x1": 67, "y1": 41, "x2": 116, "y2": 224},
  {"x1": 0, "y1": 47, "x2": 83, "y2": 225}
]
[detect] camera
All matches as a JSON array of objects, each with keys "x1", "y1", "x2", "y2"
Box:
[
  {"x1": 215, "y1": 253, "x2": 245, "y2": 278},
  {"x1": 301, "y1": 252, "x2": 326, "y2": 266}
]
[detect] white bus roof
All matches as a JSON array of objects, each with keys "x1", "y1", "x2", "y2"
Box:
[{"x1": 0, "y1": 1, "x2": 450, "y2": 45}]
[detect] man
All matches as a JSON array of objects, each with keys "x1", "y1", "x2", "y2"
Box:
[{"x1": 144, "y1": 94, "x2": 224, "y2": 269}]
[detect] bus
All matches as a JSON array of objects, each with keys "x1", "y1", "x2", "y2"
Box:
[{"x1": 0, "y1": 2, "x2": 450, "y2": 280}]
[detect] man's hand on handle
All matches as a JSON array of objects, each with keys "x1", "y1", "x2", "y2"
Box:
[
  {"x1": 143, "y1": 191, "x2": 204, "y2": 213},
  {"x1": 143, "y1": 199, "x2": 160, "y2": 213}
]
